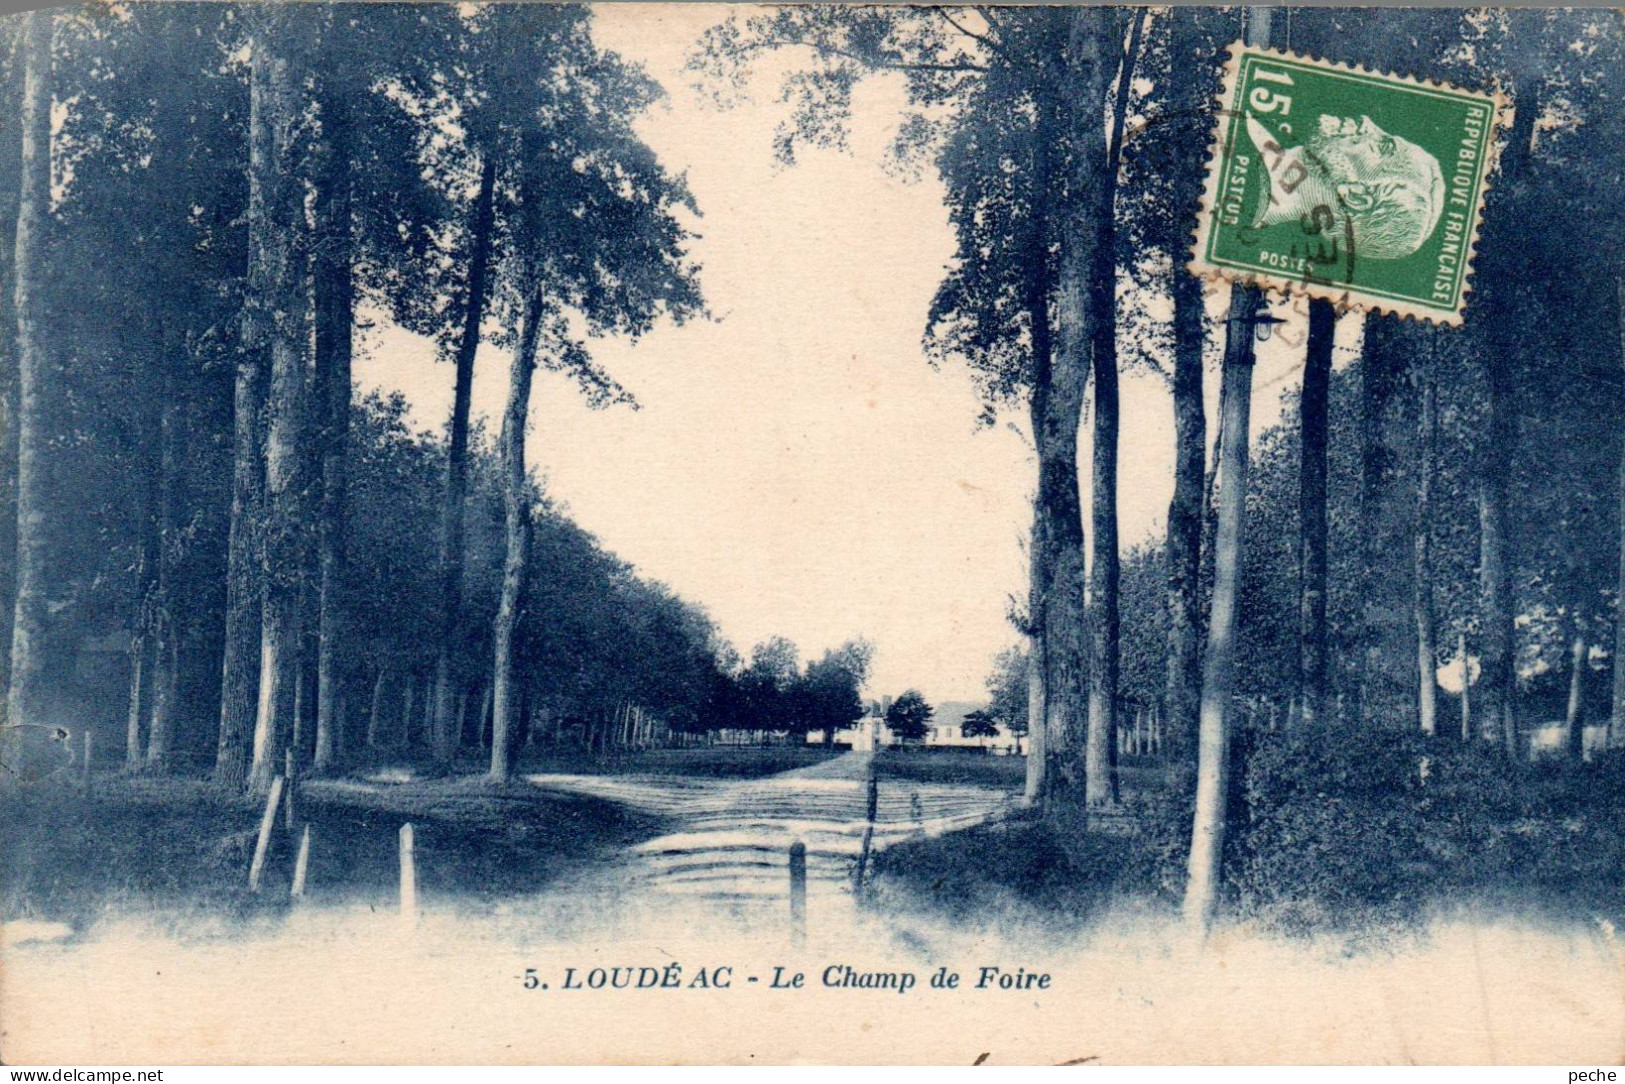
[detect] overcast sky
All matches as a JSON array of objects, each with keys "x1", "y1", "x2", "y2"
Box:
[{"x1": 357, "y1": 5, "x2": 1365, "y2": 703}]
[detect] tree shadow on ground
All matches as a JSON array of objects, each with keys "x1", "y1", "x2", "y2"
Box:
[
  {"x1": 0, "y1": 773, "x2": 669, "y2": 931},
  {"x1": 869, "y1": 803, "x2": 1138, "y2": 931}
]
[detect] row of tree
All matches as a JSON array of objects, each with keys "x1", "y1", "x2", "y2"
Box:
[
  {"x1": 0, "y1": 4, "x2": 729, "y2": 788},
  {"x1": 695, "y1": 5, "x2": 1625, "y2": 928},
  {"x1": 0, "y1": 3, "x2": 889, "y2": 792},
  {"x1": 701, "y1": 636, "x2": 873, "y2": 742}
]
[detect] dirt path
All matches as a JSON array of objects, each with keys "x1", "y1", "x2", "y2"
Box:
[{"x1": 525, "y1": 751, "x2": 1017, "y2": 918}]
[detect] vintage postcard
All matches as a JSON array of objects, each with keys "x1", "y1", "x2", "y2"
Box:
[{"x1": 1, "y1": 1, "x2": 1623, "y2": 1068}]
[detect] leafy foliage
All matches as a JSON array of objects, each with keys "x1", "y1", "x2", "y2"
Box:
[
  {"x1": 885, "y1": 688, "x2": 934, "y2": 741},
  {"x1": 960, "y1": 708, "x2": 999, "y2": 740},
  {"x1": 983, "y1": 645, "x2": 1029, "y2": 736}
]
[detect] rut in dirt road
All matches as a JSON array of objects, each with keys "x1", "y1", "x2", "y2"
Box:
[{"x1": 525, "y1": 753, "x2": 1018, "y2": 906}]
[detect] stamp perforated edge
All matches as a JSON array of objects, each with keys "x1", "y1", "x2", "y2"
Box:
[{"x1": 1186, "y1": 41, "x2": 1512, "y2": 329}]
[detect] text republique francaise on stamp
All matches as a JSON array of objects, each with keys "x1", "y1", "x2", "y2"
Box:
[{"x1": 1189, "y1": 44, "x2": 1505, "y2": 326}]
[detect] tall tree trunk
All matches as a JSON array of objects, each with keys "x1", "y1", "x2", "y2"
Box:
[
  {"x1": 488, "y1": 285, "x2": 546, "y2": 784},
  {"x1": 290, "y1": 610, "x2": 313, "y2": 762},
  {"x1": 1021, "y1": 89, "x2": 1060, "y2": 805},
  {"x1": 145, "y1": 323, "x2": 183, "y2": 769},
  {"x1": 1182, "y1": 0, "x2": 1272, "y2": 936},
  {"x1": 215, "y1": 359, "x2": 265, "y2": 787},
  {"x1": 477, "y1": 680, "x2": 493, "y2": 750},
  {"x1": 1043, "y1": 376, "x2": 1086, "y2": 777},
  {"x1": 215, "y1": 21, "x2": 279, "y2": 789},
  {"x1": 1183, "y1": 282, "x2": 1262, "y2": 931},
  {"x1": 1611, "y1": 278, "x2": 1625, "y2": 750},
  {"x1": 1482, "y1": 442, "x2": 1514, "y2": 754},
  {"x1": 1459, "y1": 627, "x2": 1472, "y2": 742},
  {"x1": 1080, "y1": 7, "x2": 1141, "y2": 809},
  {"x1": 5, "y1": 10, "x2": 53, "y2": 765},
  {"x1": 366, "y1": 666, "x2": 388, "y2": 749},
  {"x1": 1084, "y1": 347, "x2": 1120, "y2": 808},
  {"x1": 1479, "y1": 385, "x2": 1518, "y2": 755},
  {"x1": 1023, "y1": 548, "x2": 1048, "y2": 803},
  {"x1": 1199, "y1": 365, "x2": 1226, "y2": 609},
  {"x1": 432, "y1": 154, "x2": 497, "y2": 765},
  {"x1": 126, "y1": 338, "x2": 161, "y2": 768},
  {"x1": 1356, "y1": 319, "x2": 1394, "y2": 726},
  {"x1": 1164, "y1": 258, "x2": 1206, "y2": 760},
  {"x1": 1038, "y1": 6, "x2": 1120, "y2": 797},
  {"x1": 125, "y1": 636, "x2": 149, "y2": 767},
  {"x1": 312, "y1": 100, "x2": 354, "y2": 774},
  {"x1": 1476, "y1": 88, "x2": 1534, "y2": 759},
  {"x1": 246, "y1": 25, "x2": 308, "y2": 795},
  {"x1": 1414, "y1": 353, "x2": 1439, "y2": 737},
  {"x1": 1563, "y1": 617, "x2": 1586, "y2": 761},
  {"x1": 148, "y1": 637, "x2": 180, "y2": 766},
  {"x1": 0, "y1": 90, "x2": 17, "y2": 700},
  {"x1": 1298, "y1": 299, "x2": 1335, "y2": 727},
  {"x1": 399, "y1": 676, "x2": 416, "y2": 748},
  {"x1": 455, "y1": 689, "x2": 469, "y2": 753}
]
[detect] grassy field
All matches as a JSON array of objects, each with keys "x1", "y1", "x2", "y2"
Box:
[
  {"x1": 869, "y1": 804, "x2": 1140, "y2": 928},
  {"x1": 0, "y1": 745, "x2": 1050, "y2": 932},
  {"x1": 432, "y1": 742, "x2": 1047, "y2": 785},
  {"x1": 868, "y1": 748, "x2": 1028, "y2": 787},
  {"x1": 513, "y1": 744, "x2": 842, "y2": 779},
  {"x1": 0, "y1": 772, "x2": 663, "y2": 928}
]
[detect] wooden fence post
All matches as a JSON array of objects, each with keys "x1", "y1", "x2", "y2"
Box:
[
  {"x1": 788, "y1": 839, "x2": 807, "y2": 945},
  {"x1": 248, "y1": 775, "x2": 285, "y2": 892},
  {"x1": 852, "y1": 760, "x2": 880, "y2": 897},
  {"x1": 290, "y1": 824, "x2": 311, "y2": 900},
  {"x1": 399, "y1": 822, "x2": 417, "y2": 926}
]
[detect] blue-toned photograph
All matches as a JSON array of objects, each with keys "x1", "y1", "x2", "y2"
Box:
[{"x1": 0, "y1": 2, "x2": 1621, "y2": 1066}]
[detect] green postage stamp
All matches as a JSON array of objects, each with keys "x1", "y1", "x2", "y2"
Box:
[{"x1": 1189, "y1": 45, "x2": 1505, "y2": 325}]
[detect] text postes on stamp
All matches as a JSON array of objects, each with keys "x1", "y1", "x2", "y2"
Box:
[{"x1": 1189, "y1": 44, "x2": 1504, "y2": 326}]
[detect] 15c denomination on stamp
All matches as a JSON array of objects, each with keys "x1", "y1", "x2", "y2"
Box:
[{"x1": 1189, "y1": 44, "x2": 1506, "y2": 325}]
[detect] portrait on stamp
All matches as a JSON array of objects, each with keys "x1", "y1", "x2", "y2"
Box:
[{"x1": 1190, "y1": 46, "x2": 1502, "y2": 323}]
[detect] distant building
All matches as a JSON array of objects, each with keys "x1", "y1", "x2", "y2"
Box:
[
  {"x1": 807, "y1": 700, "x2": 1026, "y2": 755},
  {"x1": 1525, "y1": 721, "x2": 1609, "y2": 761},
  {"x1": 920, "y1": 700, "x2": 1025, "y2": 755}
]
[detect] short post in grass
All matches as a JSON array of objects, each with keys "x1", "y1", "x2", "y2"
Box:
[
  {"x1": 248, "y1": 775, "x2": 285, "y2": 892},
  {"x1": 290, "y1": 824, "x2": 311, "y2": 900},
  {"x1": 399, "y1": 822, "x2": 417, "y2": 928},
  {"x1": 283, "y1": 749, "x2": 297, "y2": 832},
  {"x1": 788, "y1": 839, "x2": 807, "y2": 946},
  {"x1": 852, "y1": 757, "x2": 880, "y2": 897}
]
